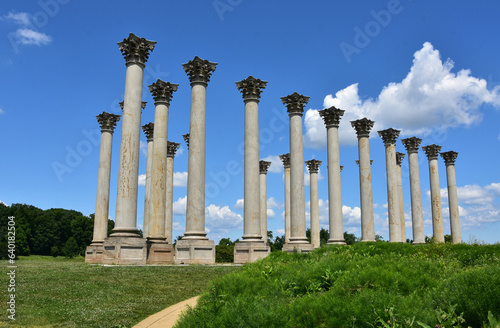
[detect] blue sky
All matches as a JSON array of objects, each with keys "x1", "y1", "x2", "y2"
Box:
[{"x1": 1, "y1": 0, "x2": 499, "y2": 244}]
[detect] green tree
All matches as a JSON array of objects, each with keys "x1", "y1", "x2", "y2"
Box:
[
  {"x1": 270, "y1": 235, "x2": 285, "y2": 252},
  {"x1": 343, "y1": 231, "x2": 357, "y2": 245},
  {"x1": 62, "y1": 237, "x2": 79, "y2": 258},
  {"x1": 219, "y1": 238, "x2": 235, "y2": 246}
]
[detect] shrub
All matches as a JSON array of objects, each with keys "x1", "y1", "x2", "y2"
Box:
[
  {"x1": 215, "y1": 245, "x2": 234, "y2": 263},
  {"x1": 62, "y1": 237, "x2": 79, "y2": 258}
]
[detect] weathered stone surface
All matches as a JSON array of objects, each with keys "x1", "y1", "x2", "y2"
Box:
[
  {"x1": 423, "y1": 144, "x2": 444, "y2": 243},
  {"x1": 102, "y1": 236, "x2": 147, "y2": 265},
  {"x1": 280, "y1": 153, "x2": 291, "y2": 243},
  {"x1": 234, "y1": 242, "x2": 271, "y2": 264},
  {"x1": 175, "y1": 239, "x2": 215, "y2": 264}
]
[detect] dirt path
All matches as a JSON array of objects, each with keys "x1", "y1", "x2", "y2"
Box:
[{"x1": 133, "y1": 296, "x2": 199, "y2": 328}]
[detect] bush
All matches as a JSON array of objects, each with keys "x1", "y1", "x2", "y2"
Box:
[
  {"x1": 215, "y1": 245, "x2": 234, "y2": 263},
  {"x1": 62, "y1": 237, "x2": 79, "y2": 258},
  {"x1": 51, "y1": 246, "x2": 59, "y2": 257}
]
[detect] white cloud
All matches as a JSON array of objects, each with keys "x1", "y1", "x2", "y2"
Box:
[
  {"x1": 140, "y1": 140, "x2": 148, "y2": 156},
  {"x1": 173, "y1": 171, "x2": 188, "y2": 187},
  {"x1": 205, "y1": 204, "x2": 243, "y2": 234},
  {"x1": 5, "y1": 12, "x2": 31, "y2": 26},
  {"x1": 138, "y1": 174, "x2": 146, "y2": 187},
  {"x1": 305, "y1": 42, "x2": 500, "y2": 148},
  {"x1": 342, "y1": 205, "x2": 361, "y2": 226},
  {"x1": 275, "y1": 228, "x2": 285, "y2": 235},
  {"x1": 267, "y1": 197, "x2": 283, "y2": 209},
  {"x1": 261, "y1": 155, "x2": 283, "y2": 173},
  {"x1": 234, "y1": 198, "x2": 244, "y2": 209},
  {"x1": 13, "y1": 28, "x2": 52, "y2": 46},
  {"x1": 0, "y1": 200, "x2": 7, "y2": 206},
  {"x1": 267, "y1": 209, "x2": 276, "y2": 218},
  {"x1": 0, "y1": 108, "x2": 3, "y2": 114},
  {"x1": 177, "y1": 146, "x2": 185, "y2": 156},
  {"x1": 173, "y1": 196, "x2": 187, "y2": 215}
]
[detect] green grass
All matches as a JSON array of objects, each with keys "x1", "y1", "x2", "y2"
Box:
[
  {"x1": 175, "y1": 242, "x2": 500, "y2": 328},
  {"x1": 0, "y1": 256, "x2": 241, "y2": 328}
]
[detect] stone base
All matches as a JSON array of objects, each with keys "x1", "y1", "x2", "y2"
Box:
[
  {"x1": 233, "y1": 241, "x2": 270, "y2": 264},
  {"x1": 85, "y1": 244, "x2": 104, "y2": 264},
  {"x1": 147, "y1": 242, "x2": 175, "y2": 264},
  {"x1": 327, "y1": 239, "x2": 347, "y2": 245},
  {"x1": 282, "y1": 242, "x2": 314, "y2": 254},
  {"x1": 102, "y1": 236, "x2": 147, "y2": 265},
  {"x1": 175, "y1": 239, "x2": 215, "y2": 264}
]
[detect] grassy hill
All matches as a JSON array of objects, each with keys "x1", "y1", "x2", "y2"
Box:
[{"x1": 175, "y1": 242, "x2": 500, "y2": 328}]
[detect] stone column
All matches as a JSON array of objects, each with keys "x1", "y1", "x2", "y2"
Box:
[
  {"x1": 86, "y1": 112, "x2": 120, "y2": 264},
  {"x1": 183, "y1": 133, "x2": 190, "y2": 149},
  {"x1": 306, "y1": 159, "x2": 322, "y2": 249},
  {"x1": 112, "y1": 33, "x2": 155, "y2": 238},
  {"x1": 141, "y1": 122, "x2": 154, "y2": 238},
  {"x1": 281, "y1": 93, "x2": 313, "y2": 253},
  {"x1": 259, "y1": 161, "x2": 272, "y2": 242},
  {"x1": 280, "y1": 153, "x2": 291, "y2": 244},
  {"x1": 401, "y1": 137, "x2": 425, "y2": 244},
  {"x1": 441, "y1": 151, "x2": 461, "y2": 244},
  {"x1": 351, "y1": 118, "x2": 375, "y2": 242},
  {"x1": 422, "y1": 144, "x2": 444, "y2": 243},
  {"x1": 165, "y1": 141, "x2": 180, "y2": 244},
  {"x1": 104, "y1": 33, "x2": 155, "y2": 265},
  {"x1": 147, "y1": 80, "x2": 178, "y2": 264},
  {"x1": 319, "y1": 106, "x2": 345, "y2": 244},
  {"x1": 176, "y1": 56, "x2": 217, "y2": 264},
  {"x1": 378, "y1": 128, "x2": 402, "y2": 243},
  {"x1": 396, "y1": 152, "x2": 406, "y2": 243}
]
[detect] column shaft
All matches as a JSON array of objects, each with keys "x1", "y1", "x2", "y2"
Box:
[
  {"x1": 113, "y1": 63, "x2": 144, "y2": 236},
  {"x1": 93, "y1": 130, "x2": 113, "y2": 244},
  {"x1": 327, "y1": 127, "x2": 344, "y2": 244},
  {"x1": 185, "y1": 83, "x2": 208, "y2": 239},
  {"x1": 406, "y1": 145, "x2": 425, "y2": 244},
  {"x1": 143, "y1": 136, "x2": 154, "y2": 238},
  {"x1": 310, "y1": 171, "x2": 320, "y2": 248},
  {"x1": 165, "y1": 156, "x2": 174, "y2": 243},
  {"x1": 397, "y1": 164, "x2": 406, "y2": 243},
  {"x1": 284, "y1": 167, "x2": 291, "y2": 243},
  {"x1": 385, "y1": 144, "x2": 402, "y2": 242},
  {"x1": 260, "y1": 172, "x2": 267, "y2": 241},
  {"x1": 358, "y1": 136, "x2": 375, "y2": 241},
  {"x1": 446, "y1": 164, "x2": 461, "y2": 243},
  {"x1": 429, "y1": 158, "x2": 444, "y2": 242},
  {"x1": 243, "y1": 100, "x2": 261, "y2": 241}
]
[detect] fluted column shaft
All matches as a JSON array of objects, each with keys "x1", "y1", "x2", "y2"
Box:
[
  {"x1": 441, "y1": 151, "x2": 461, "y2": 243},
  {"x1": 402, "y1": 137, "x2": 425, "y2": 244},
  {"x1": 423, "y1": 145, "x2": 444, "y2": 243},
  {"x1": 352, "y1": 118, "x2": 375, "y2": 242},
  {"x1": 92, "y1": 112, "x2": 120, "y2": 245},
  {"x1": 379, "y1": 129, "x2": 402, "y2": 243},
  {"x1": 142, "y1": 123, "x2": 154, "y2": 238}
]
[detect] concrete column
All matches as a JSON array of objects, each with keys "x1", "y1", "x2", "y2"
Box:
[
  {"x1": 165, "y1": 141, "x2": 180, "y2": 243},
  {"x1": 351, "y1": 118, "x2": 375, "y2": 242},
  {"x1": 401, "y1": 137, "x2": 425, "y2": 244},
  {"x1": 281, "y1": 93, "x2": 313, "y2": 253},
  {"x1": 422, "y1": 144, "x2": 444, "y2": 243},
  {"x1": 259, "y1": 161, "x2": 272, "y2": 242},
  {"x1": 147, "y1": 80, "x2": 178, "y2": 243},
  {"x1": 91, "y1": 112, "x2": 121, "y2": 245},
  {"x1": 319, "y1": 106, "x2": 345, "y2": 244},
  {"x1": 236, "y1": 76, "x2": 267, "y2": 243},
  {"x1": 396, "y1": 152, "x2": 406, "y2": 243},
  {"x1": 176, "y1": 56, "x2": 217, "y2": 264},
  {"x1": 306, "y1": 159, "x2": 322, "y2": 248},
  {"x1": 112, "y1": 33, "x2": 156, "y2": 237},
  {"x1": 378, "y1": 128, "x2": 402, "y2": 243},
  {"x1": 141, "y1": 122, "x2": 154, "y2": 238},
  {"x1": 441, "y1": 151, "x2": 461, "y2": 244},
  {"x1": 280, "y1": 153, "x2": 291, "y2": 244}
]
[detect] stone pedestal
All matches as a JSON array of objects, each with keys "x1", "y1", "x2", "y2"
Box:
[
  {"x1": 396, "y1": 152, "x2": 406, "y2": 243},
  {"x1": 147, "y1": 242, "x2": 174, "y2": 264},
  {"x1": 441, "y1": 151, "x2": 462, "y2": 244},
  {"x1": 351, "y1": 118, "x2": 376, "y2": 242},
  {"x1": 234, "y1": 242, "x2": 271, "y2": 263},
  {"x1": 306, "y1": 159, "x2": 322, "y2": 248},
  {"x1": 319, "y1": 106, "x2": 345, "y2": 244},
  {"x1": 102, "y1": 236, "x2": 147, "y2": 265},
  {"x1": 402, "y1": 137, "x2": 425, "y2": 244},
  {"x1": 281, "y1": 92, "x2": 312, "y2": 252},
  {"x1": 423, "y1": 144, "x2": 444, "y2": 243},
  {"x1": 378, "y1": 128, "x2": 402, "y2": 243},
  {"x1": 176, "y1": 56, "x2": 217, "y2": 264},
  {"x1": 175, "y1": 239, "x2": 215, "y2": 265},
  {"x1": 86, "y1": 112, "x2": 120, "y2": 264},
  {"x1": 280, "y1": 153, "x2": 291, "y2": 243},
  {"x1": 282, "y1": 242, "x2": 314, "y2": 253},
  {"x1": 142, "y1": 122, "x2": 154, "y2": 238}
]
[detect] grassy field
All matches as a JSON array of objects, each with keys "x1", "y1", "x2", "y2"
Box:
[
  {"x1": 175, "y1": 242, "x2": 500, "y2": 328},
  {"x1": 0, "y1": 256, "x2": 241, "y2": 328}
]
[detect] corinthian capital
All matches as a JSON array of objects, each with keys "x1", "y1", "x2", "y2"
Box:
[
  {"x1": 117, "y1": 33, "x2": 156, "y2": 67},
  {"x1": 378, "y1": 128, "x2": 401, "y2": 146},
  {"x1": 422, "y1": 144, "x2": 442, "y2": 160},
  {"x1": 183, "y1": 133, "x2": 190, "y2": 149},
  {"x1": 236, "y1": 76, "x2": 267, "y2": 102},
  {"x1": 259, "y1": 160, "x2": 272, "y2": 174},
  {"x1": 319, "y1": 106, "x2": 344, "y2": 128},
  {"x1": 401, "y1": 137, "x2": 422, "y2": 153},
  {"x1": 440, "y1": 151, "x2": 458, "y2": 166},
  {"x1": 396, "y1": 152, "x2": 405, "y2": 166},
  {"x1": 148, "y1": 79, "x2": 178, "y2": 106},
  {"x1": 281, "y1": 92, "x2": 310, "y2": 117},
  {"x1": 351, "y1": 117, "x2": 374, "y2": 138},
  {"x1": 183, "y1": 56, "x2": 217, "y2": 85},
  {"x1": 96, "y1": 112, "x2": 121, "y2": 133},
  {"x1": 305, "y1": 159, "x2": 322, "y2": 173},
  {"x1": 142, "y1": 123, "x2": 154, "y2": 142},
  {"x1": 279, "y1": 153, "x2": 291, "y2": 168},
  {"x1": 167, "y1": 141, "x2": 180, "y2": 158}
]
